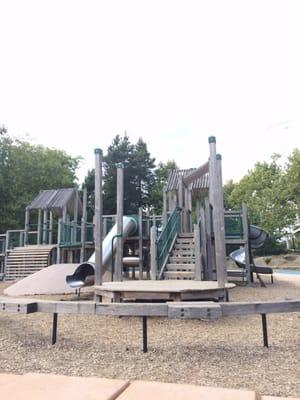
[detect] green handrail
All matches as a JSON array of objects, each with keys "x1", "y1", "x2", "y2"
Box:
[{"x1": 156, "y1": 207, "x2": 181, "y2": 278}]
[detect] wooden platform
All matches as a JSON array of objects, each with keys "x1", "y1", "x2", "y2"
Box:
[{"x1": 94, "y1": 280, "x2": 235, "y2": 302}]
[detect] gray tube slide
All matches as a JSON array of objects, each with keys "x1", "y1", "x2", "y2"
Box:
[
  {"x1": 229, "y1": 225, "x2": 272, "y2": 275},
  {"x1": 66, "y1": 216, "x2": 137, "y2": 288}
]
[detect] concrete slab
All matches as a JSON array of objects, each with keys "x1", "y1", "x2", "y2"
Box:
[
  {"x1": 116, "y1": 380, "x2": 257, "y2": 400},
  {"x1": 0, "y1": 373, "x2": 129, "y2": 400},
  {"x1": 4, "y1": 263, "x2": 81, "y2": 296}
]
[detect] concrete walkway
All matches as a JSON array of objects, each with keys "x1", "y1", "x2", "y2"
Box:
[{"x1": 0, "y1": 373, "x2": 298, "y2": 399}]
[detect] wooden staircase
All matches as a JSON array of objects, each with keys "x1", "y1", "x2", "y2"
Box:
[
  {"x1": 4, "y1": 245, "x2": 56, "y2": 281},
  {"x1": 163, "y1": 233, "x2": 196, "y2": 280}
]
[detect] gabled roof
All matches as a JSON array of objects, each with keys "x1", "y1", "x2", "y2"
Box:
[
  {"x1": 27, "y1": 188, "x2": 82, "y2": 215},
  {"x1": 166, "y1": 169, "x2": 209, "y2": 192}
]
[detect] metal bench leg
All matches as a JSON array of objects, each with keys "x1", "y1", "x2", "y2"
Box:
[
  {"x1": 52, "y1": 313, "x2": 58, "y2": 345},
  {"x1": 261, "y1": 313, "x2": 269, "y2": 348},
  {"x1": 142, "y1": 316, "x2": 148, "y2": 353}
]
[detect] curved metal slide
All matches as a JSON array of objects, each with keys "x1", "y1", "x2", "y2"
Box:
[
  {"x1": 66, "y1": 216, "x2": 138, "y2": 288},
  {"x1": 229, "y1": 225, "x2": 273, "y2": 280}
]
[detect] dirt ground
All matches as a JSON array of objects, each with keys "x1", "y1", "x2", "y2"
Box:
[{"x1": 0, "y1": 272, "x2": 300, "y2": 397}]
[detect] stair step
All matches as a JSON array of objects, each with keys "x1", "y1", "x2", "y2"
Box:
[
  {"x1": 171, "y1": 250, "x2": 194, "y2": 256},
  {"x1": 178, "y1": 233, "x2": 194, "y2": 238},
  {"x1": 176, "y1": 238, "x2": 194, "y2": 244},
  {"x1": 169, "y1": 256, "x2": 195, "y2": 263},
  {"x1": 165, "y1": 263, "x2": 195, "y2": 271},
  {"x1": 174, "y1": 244, "x2": 194, "y2": 250},
  {"x1": 164, "y1": 271, "x2": 195, "y2": 279}
]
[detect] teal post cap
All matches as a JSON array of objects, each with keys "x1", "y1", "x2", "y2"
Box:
[
  {"x1": 216, "y1": 154, "x2": 222, "y2": 160},
  {"x1": 208, "y1": 136, "x2": 216, "y2": 143},
  {"x1": 115, "y1": 162, "x2": 124, "y2": 168},
  {"x1": 94, "y1": 148, "x2": 103, "y2": 154}
]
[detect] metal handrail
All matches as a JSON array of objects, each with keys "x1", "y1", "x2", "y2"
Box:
[{"x1": 156, "y1": 207, "x2": 181, "y2": 278}]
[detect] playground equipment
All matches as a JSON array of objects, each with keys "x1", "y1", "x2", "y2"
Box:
[
  {"x1": 66, "y1": 215, "x2": 138, "y2": 288},
  {"x1": 229, "y1": 225, "x2": 274, "y2": 284},
  {"x1": 2, "y1": 135, "x2": 271, "y2": 299}
]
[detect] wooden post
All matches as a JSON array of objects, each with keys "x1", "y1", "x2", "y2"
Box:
[
  {"x1": 178, "y1": 175, "x2": 184, "y2": 232},
  {"x1": 196, "y1": 197, "x2": 201, "y2": 224},
  {"x1": 24, "y1": 208, "x2": 29, "y2": 245},
  {"x1": 57, "y1": 218, "x2": 62, "y2": 263},
  {"x1": 72, "y1": 190, "x2": 79, "y2": 244},
  {"x1": 242, "y1": 203, "x2": 251, "y2": 284},
  {"x1": 162, "y1": 187, "x2": 168, "y2": 229},
  {"x1": 150, "y1": 226, "x2": 157, "y2": 280},
  {"x1": 42, "y1": 209, "x2": 48, "y2": 244},
  {"x1": 209, "y1": 136, "x2": 226, "y2": 287},
  {"x1": 168, "y1": 191, "x2": 172, "y2": 212},
  {"x1": 138, "y1": 207, "x2": 143, "y2": 280},
  {"x1": 199, "y1": 206, "x2": 207, "y2": 279},
  {"x1": 205, "y1": 198, "x2": 214, "y2": 280},
  {"x1": 37, "y1": 209, "x2": 42, "y2": 245},
  {"x1": 115, "y1": 164, "x2": 124, "y2": 281},
  {"x1": 194, "y1": 224, "x2": 202, "y2": 280},
  {"x1": 94, "y1": 148, "x2": 103, "y2": 293},
  {"x1": 80, "y1": 188, "x2": 87, "y2": 263},
  {"x1": 49, "y1": 211, "x2": 53, "y2": 244}
]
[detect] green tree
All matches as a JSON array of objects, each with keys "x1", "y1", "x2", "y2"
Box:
[
  {"x1": 223, "y1": 179, "x2": 237, "y2": 210},
  {"x1": 227, "y1": 155, "x2": 297, "y2": 237},
  {"x1": 150, "y1": 160, "x2": 178, "y2": 213},
  {"x1": 285, "y1": 149, "x2": 300, "y2": 210},
  {"x1": 0, "y1": 130, "x2": 81, "y2": 232},
  {"x1": 83, "y1": 134, "x2": 156, "y2": 215}
]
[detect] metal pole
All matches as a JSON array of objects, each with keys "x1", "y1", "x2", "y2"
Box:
[
  {"x1": 142, "y1": 316, "x2": 148, "y2": 353},
  {"x1": 51, "y1": 313, "x2": 58, "y2": 345},
  {"x1": 261, "y1": 313, "x2": 269, "y2": 348}
]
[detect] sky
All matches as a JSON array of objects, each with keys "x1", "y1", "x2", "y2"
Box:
[{"x1": 1, "y1": 0, "x2": 300, "y2": 184}]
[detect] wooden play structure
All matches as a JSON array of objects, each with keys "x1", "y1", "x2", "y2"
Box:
[
  {"x1": 0, "y1": 136, "x2": 299, "y2": 357},
  {"x1": 1, "y1": 136, "x2": 267, "y2": 294}
]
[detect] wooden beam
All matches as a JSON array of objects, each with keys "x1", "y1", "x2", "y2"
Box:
[
  {"x1": 138, "y1": 207, "x2": 143, "y2": 280},
  {"x1": 220, "y1": 300, "x2": 300, "y2": 316},
  {"x1": 242, "y1": 203, "x2": 251, "y2": 284},
  {"x1": 94, "y1": 148, "x2": 103, "y2": 290},
  {"x1": 24, "y1": 208, "x2": 29, "y2": 245},
  {"x1": 115, "y1": 165, "x2": 124, "y2": 281},
  {"x1": 194, "y1": 224, "x2": 202, "y2": 280},
  {"x1": 183, "y1": 161, "x2": 209, "y2": 186},
  {"x1": 208, "y1": 136, "x2": 226, "y2": 287},
  {"x1": 80, "y1": 188, "x2": 87, "y2": 263},
  {"x1": 150, "y1": 226, "x2": 157, "y2": 280}
]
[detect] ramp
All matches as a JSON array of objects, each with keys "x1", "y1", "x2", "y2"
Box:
[{"x1": 4, "y1": 245, "x2": 56, "y2": 281}]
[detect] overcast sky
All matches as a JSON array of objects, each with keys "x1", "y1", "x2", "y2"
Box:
[{"x1": 1, "y1": 0, "x2": 299, "y2": 184}]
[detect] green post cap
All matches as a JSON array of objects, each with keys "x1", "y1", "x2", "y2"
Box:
[
  {"x1": 216, "y1": 154, "x2": 222, "y2": 160},
  {"x1": 94, "y1": 148, "x2": 103, "y2": 154},
  {"x1": 208, "y1": 136, "x2": 216, "y2": 143},
  {"x1": 115, "y1": 162, "x2": 124, "y2": 168}
]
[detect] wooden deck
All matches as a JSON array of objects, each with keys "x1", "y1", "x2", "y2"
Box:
[{"x1": 94, "y1": 280, "x2": 235, "y2": 302}]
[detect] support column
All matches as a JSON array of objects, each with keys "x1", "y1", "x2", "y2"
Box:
[
  {"x1": 150, "y1": 226, "x2": 157, "y2": 280},
  {"x1": 115, "y1": 164, "x2": 124, "y2": 281},
  {"x1": 162, "y1": 187, "x2": 168, "y2": 229},
  {"x1": 194, "y1": 224, "x2": 202, "y2": 280},
  {"x1": 209, "y1": 136, "x2": 226, "y2": 287},
  {"x1": 138, "y1": 207, "x2": 143, "y2": 280},
  {"x1": 242, "y1": 203, "x2": 251, "y2": 284},
  {"x1": 24, "y1": 208, "x2": 29, "y2": 245},
  {"x1": 80, "y1": 188, "x2": 87, "y2": 263},
  {"x1": 178, "y1": 175, "x2": 184, "y2": 232},
  {"x1": 49, "y1": 211, "x2": 53, "y2": 244},
  {"x1": 42, "y1": 209, "x2": 48, "y2": 244},
  {"x1": 94, "y1": 148, "x2": 103, "y2": 293},
  {"x1": 37, "y1": 209, "x2": 42, "y2": 245}
]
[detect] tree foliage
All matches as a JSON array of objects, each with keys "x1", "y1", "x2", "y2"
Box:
[
  {"x1": 0, "y1": 129, "x2": 81, "y2": 232},
  {"x1": 150, "y1": 160, "x2": 178, "y2": 213},
  {"x1": 83, "y1": 134, "x2": 156, "y2": 216},
  {"x1": 225, "y1": 154, "x2": 299, "y2": 237}
]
